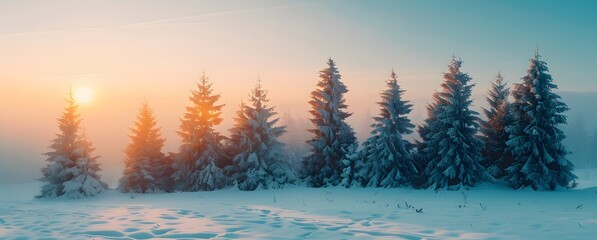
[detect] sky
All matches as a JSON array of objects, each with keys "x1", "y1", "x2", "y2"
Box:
[{"x1": 1, "y1": 0, "x2": 596, "y2": 185}]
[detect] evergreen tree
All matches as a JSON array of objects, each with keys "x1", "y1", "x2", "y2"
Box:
[
  {"x1": 302, "y1": 58, "x2": 358, "y2": 187},
  {"x1": 505, "y1": 52, "x2": 576, "y2": 190},
  {"x1": 120, "y1": 102, "x2": 173, "y2": 193},
  {"x1": 420, "y1": 57, "x2": 491, "y2": 190},
  {"x1": 227, "y1": 100, "x2": 251, "y2": 182},
  {"x1": 173, "y1": 73, "x2": 227, "y2": 191},
  {"x1": 414, "y1": 101, "x2": 444, "y2": 183},
  {"x1": 360, "y1": 70, "x2": 417, "y2": 187},
  {"x1": 339, "y1": 145, "x2": 362, "y2": 187},
  {"x1": 479, "y1": 73, "x2": 514, "y2": 178},
  {"x1": 228, "y1": 79, "x2": 295, "y2": 190},
  {"x1": 39, "y1": 89, "x2": 107, "y2": 198},
  {"x1": 505, "y1": 73, "x2": 533, "y2": 187}
]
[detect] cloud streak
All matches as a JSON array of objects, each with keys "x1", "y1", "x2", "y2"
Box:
[{"x1": 0, "y1": 4, "x2": 303, "y2": 37}]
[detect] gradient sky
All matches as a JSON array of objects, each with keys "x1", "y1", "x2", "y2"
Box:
[{"x1": 1, "y1": 0, "x2": 596, "y2": 185}]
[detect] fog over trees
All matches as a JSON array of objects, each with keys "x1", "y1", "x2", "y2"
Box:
[{"x1": 30, "y1": 53, "x2": 590, "y2": 197}]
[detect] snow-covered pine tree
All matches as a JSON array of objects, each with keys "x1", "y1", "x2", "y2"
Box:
[
  {"x1": 173, "y1": 72, "x2": 228, "y2": 191},
  {"x1": 337, "y1": 121, "x2": 360, "y2": 187},
  {"x1": 120, "y1": 102, "x2": 173, "y2": 193},
  {"x1": 339, "y1": 143, "x2": 362, "y2": 188},
  {"x1": 505, "y1": 52, "x2": 576, "y2": 190},
  {"x1": 413, "y1": 101, "x2": 443, "y2": 185},
  {"x1": 479, "y1": 73, "x2": 514, "y2": 178},
  {"x1": 302, "y1": 58, "x2": 358, "y2": 187},
  {"x1": 227, "y1": 100, "x2": 251, "y2": 184},
  {"x1": 39, "y1": 88, "x2": 108, "y2": 198},
  {"x1": 360, "y1": 70, "x2": 417, "y2": 187},
  {"x1": 228, "y1": 79, "x2": 295, "y2": 190},
  {"x1": 505, "y1": 73, "x2": 533, "y2": 187},
  {"x1": 421, "y1": 57, "x2": 491, "y2": 190}
]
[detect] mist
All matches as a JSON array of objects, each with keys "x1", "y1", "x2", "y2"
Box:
[
  {"x1": 1, "y1": 0, "x2": 596, "y2": 186},
  {"x1": 2, "y1": 89, "x2": 595, "y2": 185}
]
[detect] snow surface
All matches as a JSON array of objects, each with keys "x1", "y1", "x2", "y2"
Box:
[{"x1": 1, "y1": 171, "x2": 596, "y2": 239}]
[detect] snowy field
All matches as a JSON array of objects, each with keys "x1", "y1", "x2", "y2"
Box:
[{"x1": 0, "y1": 169, "x2": 596, "y2": 240}]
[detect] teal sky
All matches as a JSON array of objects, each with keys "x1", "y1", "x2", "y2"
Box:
[{"x1": 1, "y1": 0, "x2": 596, "y2": 184}]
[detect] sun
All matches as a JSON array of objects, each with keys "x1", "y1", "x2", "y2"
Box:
[{"x1": 74, "y1": 87, "x2": 94, "y2": 105}]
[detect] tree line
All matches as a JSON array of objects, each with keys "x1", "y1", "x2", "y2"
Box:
[{"x1": 38, "y1": 52, "x2": 576, "y2": 198}]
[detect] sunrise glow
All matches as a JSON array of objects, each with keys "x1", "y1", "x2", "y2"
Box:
[
  {"x1": 0, "y1": 1, "x2": 596, "y2": 239},
  {"x1": 73, "y1": 87, "x2": 94, "y2": 105}
]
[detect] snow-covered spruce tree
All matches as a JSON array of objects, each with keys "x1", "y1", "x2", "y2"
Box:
[
  {"x1": 479, "y1": 73, "x2": 514, "y2": 178},
  {"x1": 420, "y1": 57, "x2": 491, "y2": 190},
  {"x1": 505, "y1": 52, "x2": 576, "y2": 190},
  {"x1": 38, "y1": 89, "x2": 107, "y2": 198},
  {"x1": 302, "y1": 58, "x2": 358, "y2": 187},
  {"x1": 339, "y1": 143, "x2": 362, "y2": 188},
  {"x1": 360, "y1": 70, "x2": 417, "y2": 187},
  {"x1": 120, "y1": 102, "x2": 174, "y2": 193},
  {"x1": 228, "y1": 79, "x2": 296, "y2": 190},
  {"x1": 337, "y1": 101, "x2": 361, "y2": 187},
  {"x1": 413, "y1": 100, "x2": 445, "y2": 187},
  {"x1": 505, "y1": 74, "x2": 533, "y2": 187},
  {"x1": 173, "y1": 73, "x2": 228, "y2": 191},
  {"x1": 227, "y1": 100, "x2": 251, "y2": 184}
]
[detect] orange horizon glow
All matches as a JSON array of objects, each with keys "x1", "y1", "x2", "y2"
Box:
[{"x1": 1, "y1": 1, "x2": 595, "y2": 186}]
